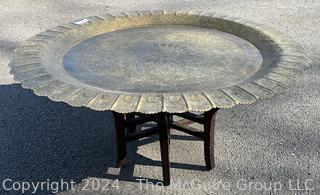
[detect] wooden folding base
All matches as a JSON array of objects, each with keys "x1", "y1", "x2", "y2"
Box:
[{"x1": 112, "y1": 108, "x2": 219, "y2": 186}]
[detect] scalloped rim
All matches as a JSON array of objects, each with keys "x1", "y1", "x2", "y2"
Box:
[{"x1": 9, "y1": 10, "x2": 311, "y2": 114}]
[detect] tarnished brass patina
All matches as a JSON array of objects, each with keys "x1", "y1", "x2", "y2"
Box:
[{"x1": 9, "y1": 10, "x2": 310, "y2": 113}]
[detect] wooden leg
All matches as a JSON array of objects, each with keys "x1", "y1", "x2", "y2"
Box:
[
  {"x1": 112, "y1": 111, "x2": 127, "y2": 167},
  {"x1": 125, "y1": 113, "x2": 136, "y2": 133},
  {"x1": 203, "y1": 108, "x2": 219, "y2": 170},
  {"x1": 167, "y1": 114, "x2": 173, "y2": 144},
  {"x1": 156, "y1": 112, "x2": 171, "y2": 186}
]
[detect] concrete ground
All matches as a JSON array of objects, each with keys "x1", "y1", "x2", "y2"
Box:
[{"x1": 0, "y1": 0, "x2": 319, "y2": 194}]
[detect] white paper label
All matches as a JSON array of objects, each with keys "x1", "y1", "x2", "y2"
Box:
[{"x1": 73, "y1": 19, "x2": 89, "y2": 25}]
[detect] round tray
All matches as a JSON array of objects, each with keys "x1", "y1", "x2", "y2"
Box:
[{"x1": 9, "y1": 10, "x2": 310, "y2": 113}]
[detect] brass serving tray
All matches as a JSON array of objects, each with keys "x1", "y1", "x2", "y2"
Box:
[{"x1": 9, "y1": 10, "x2": 310, "y2": 113}]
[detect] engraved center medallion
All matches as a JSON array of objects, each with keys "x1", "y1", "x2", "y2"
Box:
[{"x1": 63, "y1": 25, "x2": 262, "y2": 93}]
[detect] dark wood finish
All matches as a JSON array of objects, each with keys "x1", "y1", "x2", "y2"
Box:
[
  {"x1": 176, "y1": 118, "x2": 195, "y2": 126},
  {"x1": 125, "y1": 114, "x2": 155, "y2": 128},
  {"x1": 171, "y1": 122, "x2": 204, "y2": 139},
  {"x1": 167, "y1": 114, "x2": 173, "y2": 129},
  {"x1": 125, "y1": 113, "x2": 136, "y2": 133},
  {"x1": 125, "y1": 127, "x2": 158, "y2": 142},
  {"x1": 203, "y1": 108, "x2": 219, "y2": 170},
  {"x1": 134, "y1": 113, "x2": 147, "y2": 117},
  {"x1": 167, "y1": 114, "x2": 173, "y2": 145},
  {"x1": 112, "y1": 111, "x2": 127, "y2": 167},
  {"x1": 112, "y1": 108, "x2": 219, "y2": 185},
  {"x1": 175, "y1": 112, "x2": 204, "y2": 124},
  {"x1": 156, "y1": 112, "x2": 171, "y2": 186}
]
